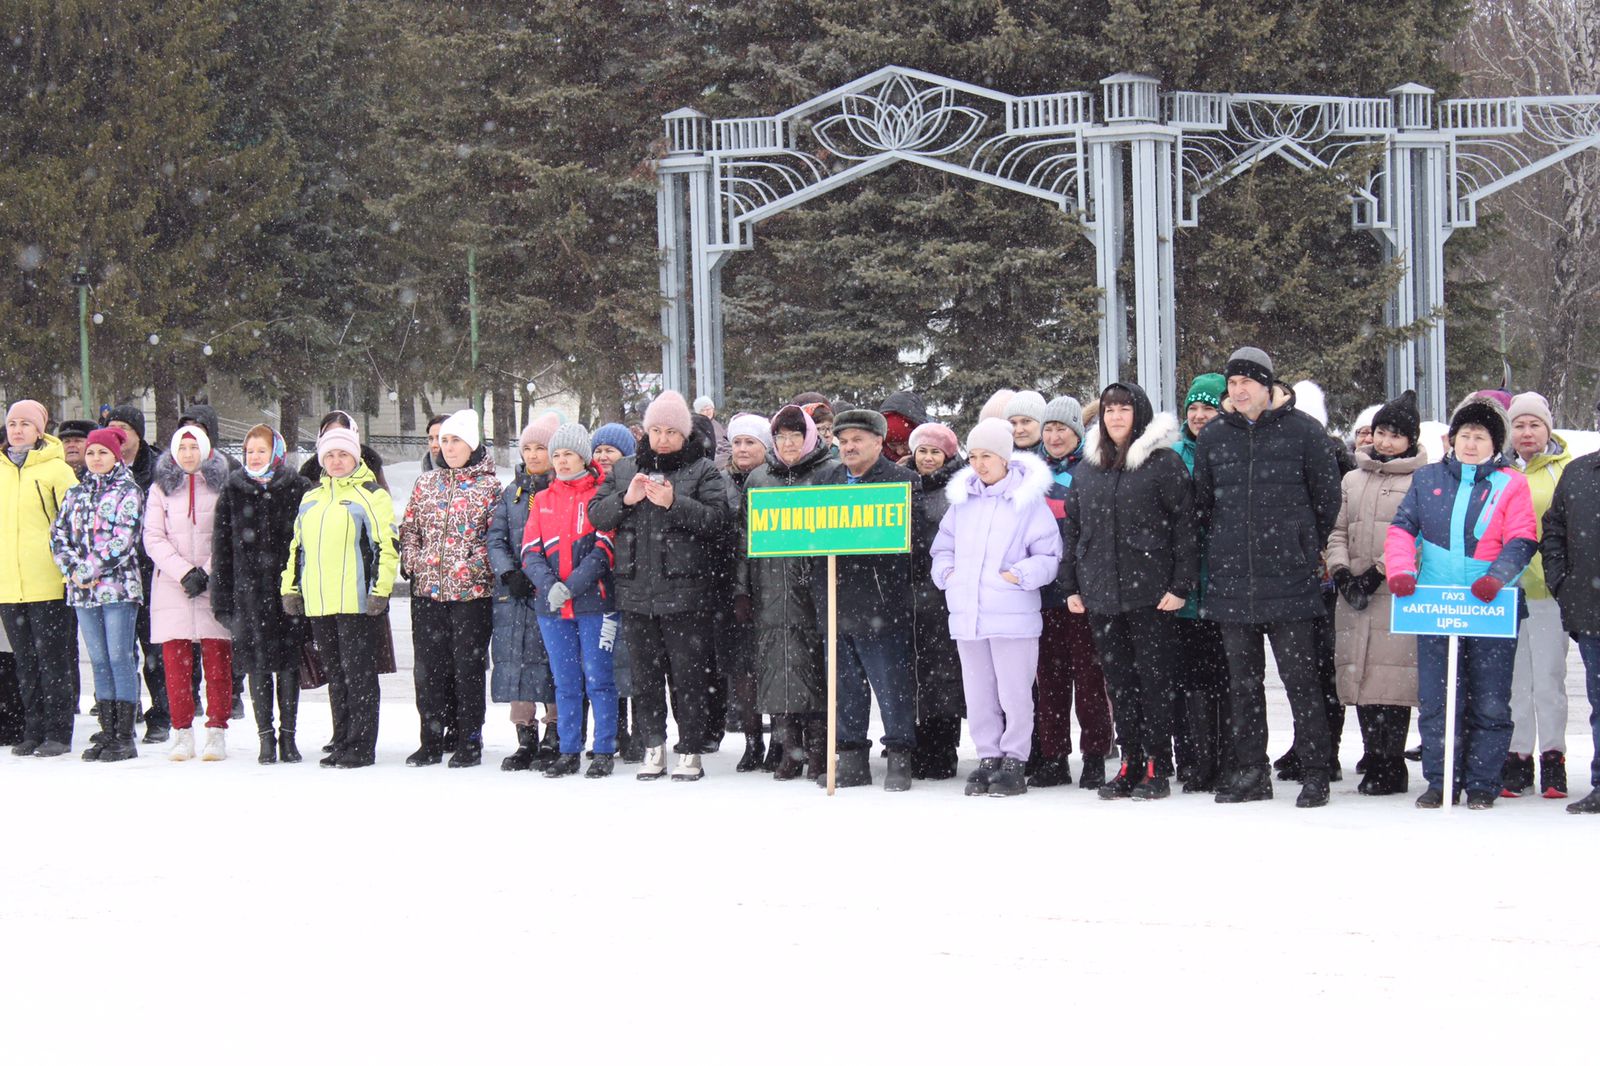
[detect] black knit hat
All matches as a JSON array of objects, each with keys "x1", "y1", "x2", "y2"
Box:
[
  {"x1": 1223, "y1": 346, "x2": 1275, "y2": 388},
  {"x1": 106, "y1": 403, "x2": 146, "y2": 441},
  {"x1": 1371, "y1": 390, "x2": 1420, "y2": 445},
  {"x1": 1448, "y1": 394, "x2": 1508, "y2": 456}
]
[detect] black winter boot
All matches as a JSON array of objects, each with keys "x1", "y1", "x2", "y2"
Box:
[
  {"x1": 97, "y1": 702, "x2": 140, "y2": 763},
  {"x1": 884, "y1": 751, "x2": 913, "y2": 792},
  {"x1": 1566, "y1": 789, "x2": 1600, "y2": 814},
  {"x1": 535, "y1": 721, "x2": 560, "y2": 769},
  {"x1": 585, "y1": 753, "x2": 614, "y2": 778},
  {"x1": 1215, "y1": 765, "x2": 1274, "y2": 804},
  {"x1": 277, "y1": 693, "x2": 301, "y2": 764},
  {"x1": 1274, "y1": 747, "x2": 1302, "y2": 781},
  {"x1": 987, "y1": 757, "x2": 1028, "y2": 797},
  {"x1": 1131, "y1": 761, "x2": 1170, "y2": 800},
  {"x1": 81, "y1": 702, "x2": 111, "y2": 762},
  {"x1": 1540, "y1": 750, "x2": 1568, "y2": 799},
  {"x1": 448, "y1": 729, "x2": 483, "y2": 768},
  {"x1": 1500, "y1": 753, "x2": 1534, "y2": 796},
  {"x1": 736, "y1": 732, "x2": 766, "y2": 773},
  {"x1": 773, "y1": 719, "x2": 809, "y2": 781},
  {"x1": 501, "y1": 724, "x2": 540, "y2": 771},
  {"x1": 405, "y1": 744, "x2": 444, "y2": 767},
  {"x1": 544, "y1": 752, "x2": 581, "y2": 778},
  {"x1": 253, "y1": 689, "x2": 277, "y2": 765},
  {"x1": 1077, "y1": 755, "x2": 1107, "y2": 790},
  {"x1": 913, "y1": 716, "x2": 960, "y2": 780},
  {"x1": 1026, "y1": 756, "x2": 1072, "y2": 788},
  {"x1": 1296, "y1": 772, "x2": 1331, "y2": 808},
  {"x1": 817, "y1": 748, "x2": 872, "y2": 788},
  {"x1": 1098, "y1": 759, "x2": 1144, "y2": 800},
  {"x1": 965, "y1": 757, "x2": 1002, "y2": 796}
]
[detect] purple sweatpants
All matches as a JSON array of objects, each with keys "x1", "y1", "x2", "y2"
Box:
[{"x1": 957, "y1": 637, "x2": 1040, "y2": 761}]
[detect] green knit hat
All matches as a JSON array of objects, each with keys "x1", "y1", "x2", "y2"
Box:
[{"x1": 1184, "y1": 373, "x2": 1226, "y2": 410}]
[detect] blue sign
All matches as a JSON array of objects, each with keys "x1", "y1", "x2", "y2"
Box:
[{"x1": 1390, "y1": 584, "x2": 1520, "y2": 639}]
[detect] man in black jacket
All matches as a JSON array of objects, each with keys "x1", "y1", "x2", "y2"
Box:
[
  {"x1": 1541, "y1": 446, "x2": 1600, "y2": 813},
  {"x1": 1193, "y1": 347, "x2": 1343, "y2": 807},
  {"x1": 589, "y1": 390, "x2": 732, "y2": 782},
  {"x1": 812, "y1": 408, "x2": 921, "y2": 791}
]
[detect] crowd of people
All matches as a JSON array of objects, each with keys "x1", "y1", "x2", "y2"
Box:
[{"x1": 4, "y1": 348, "x2": 1599, "y2": 814}]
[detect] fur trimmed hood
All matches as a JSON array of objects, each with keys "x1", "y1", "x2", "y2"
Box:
[
  {"x1": 154, "y1": 449, "x2": 229, "y2": 494},
  {"x1": 944, "y1": 449, "x2": 1052, "y2": 509},
  {"x1": 1083, "y1": 410, "x2": 1181, "y2": 471}
]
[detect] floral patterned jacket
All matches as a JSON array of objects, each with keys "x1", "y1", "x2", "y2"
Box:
[
  {"x1": 49, "y1": 464, "x2": 146, "y2": 607},
  {"x1": 398, "y1": 449, "x2": 502, "y2": 601}
]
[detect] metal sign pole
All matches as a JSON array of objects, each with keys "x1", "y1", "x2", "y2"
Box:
[
  {"x1": 826, "y1": 553, "x2": 837, "y2": 796},
  {"x1": 1442, "y1": 633, "x2": 1458, "y2": 812}
]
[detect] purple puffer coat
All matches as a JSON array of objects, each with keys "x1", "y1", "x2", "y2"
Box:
[
  {"x1": 143, "y1": 450, "x2": 232, "y2": 643},
  {"x1": 930, "y1": 451, "x2": 1062, "y2": 640}
]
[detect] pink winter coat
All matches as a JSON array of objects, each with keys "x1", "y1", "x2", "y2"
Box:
[
  {"x1": 143, "y1": 451, "x2": 232, "y2": 643},
  {"x1": 930, "y1": 451, "x2": 1062, "y2": 640}
]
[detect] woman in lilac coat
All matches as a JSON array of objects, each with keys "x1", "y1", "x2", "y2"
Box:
[
  {"x1": 144, "y1": 424, "x2": 234, "y2": 762},
  {"x1": 931, "y1": 418, "x2": 1062, "y2": 798}
]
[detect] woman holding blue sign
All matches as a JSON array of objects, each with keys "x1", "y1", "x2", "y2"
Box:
[{"x1": 1384, "y1": 395, "x2": 1537, "y2": 810}]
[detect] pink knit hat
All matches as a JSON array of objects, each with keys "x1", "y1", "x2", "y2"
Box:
[
  {"x1": 316, "y1": 425, "x2": 360, "y2": 468},
  {"x1": 908, "y1": 422, "x2": 959, "y2": 462},
  {"x1": 6, "y1": 399, "x2": 49, "y2": 435},
  {"x1": 519, "y1": 411, "x2": 561, "y2": 450},
  {"x1": 643, "y1": 390, "x2": 693, "y2": 436}
]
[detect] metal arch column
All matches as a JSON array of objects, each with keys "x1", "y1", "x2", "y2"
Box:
[
  {"x1": 1087, "y1": 137, "x2": 1128, "y2": 389},
  {"x1": 656, "y1": 168, "x2": 692, "y2": 396}
]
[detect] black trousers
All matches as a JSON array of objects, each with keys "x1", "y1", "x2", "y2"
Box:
[
  {"x1": 0, "y1": 601, "x2": 77, "y2": 745},
  {"x1": 411, "y1": 596, "x2": 492, "y2": 749},
  {"x1": 0, "y1": 651, "x2": 26, "y2": 742},
  {"x1": 625, "y1": 610, "x2": 716, "y2": 754},
  {"x1": 1173, "y1": 615, "x2": 1229, "y2": 781},
  {"x1": 1219, "y1": 619, "x2": 1331, "y2": 775},
  {"x1": 312, "y1": 614, "x2": 381, "y2": 759},
  {"x1": 247, "y1": 668, "x2": 301, "y2": 730},
  {"x1": 1313, "y1": 588, "x2": 1345, "y2": 761},
  {"x1": 135, "y1": 601, "x2": 171, "y2": 730},
  {"x1": 1090, "y1": 607, "x2": 1179, "y2": 776}
]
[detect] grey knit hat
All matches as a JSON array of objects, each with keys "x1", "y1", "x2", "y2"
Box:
[
  {"x1": 1003, "y1": 389, "x2": 1047, "y2": 424},
  {"x1": 1041, "y1": 396, "x2": 1085, "y2": 440},
  {"x1": 1224, "y1": 346, "x2": 1275, "y2": 388},
  {"x1": 548, "y1": 422, "x2": 593, "y2": 466}
]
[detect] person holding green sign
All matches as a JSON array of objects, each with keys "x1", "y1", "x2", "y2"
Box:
[
  {"x1": 1385, "y1": 394, "x2": 1537, "y2": 809},
  {"x1": 814, "y1": 407, "x2": 922, "y2": 791},
  {"x1": 932, "y1": 418, "x2": 1062, "y2": 798},
  {"x1": 740, "y1": 404, "x2": 840, "y2": 780}
]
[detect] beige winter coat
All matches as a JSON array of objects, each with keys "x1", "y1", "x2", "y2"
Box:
[{"x1": 1324, "y1": 447, "x2": 1427, "y2": 707}]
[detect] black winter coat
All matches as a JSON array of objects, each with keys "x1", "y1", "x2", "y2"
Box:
[
  {"x1": 1063, "y1": 399, "x2": 1197, "y2": 615},
  {"x1": 486, "y1": 467, "x2": 557, "y2": 703},
  {"x1": 812, "y1": 454, "x2": 921, "y2": 637},
  {"x1": 1542, "y1": 450, "x2": 1600, "y2": 635},
  {"x1": 1193, "y1": 383, "x2": 1342, "y2": 624},
  {"x1": 589, "y1": 433, "x2": 731, "y2": 616},
  {"x1": 738, "y1": 440, "x2": 838, "y2": 718},
  {"x1": 910, "y1": 456, "x2": 965, "y2": 715},
  {"x1": 210, "y1": 466, "x2": 312, "y2": 672}
]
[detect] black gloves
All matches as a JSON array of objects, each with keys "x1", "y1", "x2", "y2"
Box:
[
  {"x1": 180, "y1": 568, "x2": 209, "y2": 598},
  {"x1": 1356, "y1": 566, "x2": 1385, "y2": 597},
  {"x1": 1333, "y1": 566, "x2": 1376, "y2": 611},
  {"x1": 503, "y1": 570, "x2": 536, "y2": 600}
]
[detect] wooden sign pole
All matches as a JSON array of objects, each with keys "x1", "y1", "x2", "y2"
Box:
[{"x1": 826, "y1": 554, "x2": 838, "y2": 796}]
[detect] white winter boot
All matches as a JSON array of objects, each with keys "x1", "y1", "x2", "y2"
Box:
[
  {"x1": 671, "y1": 752, "x2": 703, "y2": 782},
  {"x1": 200, "y1": 727, "x2": 227, "y2": 762},
  {"x1": 169, "y1": 728, "x2": 195, "y2": 762},
  {"x1": 636, "y1": 745, "x2": 667, "y2": 781}
]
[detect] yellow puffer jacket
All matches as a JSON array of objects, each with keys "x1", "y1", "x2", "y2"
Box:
[
  {"x1": 280, "y1": 462, "x2": 398, "y2": 616},
  {"x1": 1, "y1": 435, "x2": 80, "y2": 603},
  {"x1": 1518, "y1": 434, "x2": 1574, "y2": 600}
]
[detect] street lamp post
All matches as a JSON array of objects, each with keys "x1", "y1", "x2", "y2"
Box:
[{"x1": 71, "y1": 266, "x2": 91, "y2": 418}]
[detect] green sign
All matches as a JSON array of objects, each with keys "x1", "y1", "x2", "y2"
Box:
[{"x1": 746, "y1": 482, "x2": 912, "y2": 558}]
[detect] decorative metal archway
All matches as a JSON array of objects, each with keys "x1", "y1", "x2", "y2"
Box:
[{"x1": 656, "y1": 67, "x2": 1600, "y2": 419}]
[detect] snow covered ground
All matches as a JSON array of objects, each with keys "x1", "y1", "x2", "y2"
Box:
[{"x1": 4, "y1": 604, "x2": 1597, "y2": 1062}]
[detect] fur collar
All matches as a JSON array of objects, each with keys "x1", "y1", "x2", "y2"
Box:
[
  {"x1": 1221, "y1": 381, "x2": 1294, "y2": 417},
  {"x1": 154, "y1": 449, "x2": 229, "y2": 494},
  {"x1": 944, "y1": 450, "x2": 1052, "y2": 509},
  {"x1": 1082, "y1": 411, "x2": 1180, "y2": 471}
]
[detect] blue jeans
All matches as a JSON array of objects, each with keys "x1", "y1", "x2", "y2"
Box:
[
  {"x1": 835, "y1": 629, "x2": 917, "y2": 753},
  {"x1": 1576, "y1": 634, "x2": 1600, "y2": 789},
  {"x1": 1416, "y1": 634, "x2": 1516, "y2": 795},
  {"x1": 76, "y1": 603, "x2": 142, "y2": 703},
  {"x1": 537, "y1": 612, "x2": 620, "y2": 755}
]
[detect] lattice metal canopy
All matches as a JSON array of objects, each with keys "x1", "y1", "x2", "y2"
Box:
[{"x1": 655, "y1": 67, "x2": 1600, "y2": 419}]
